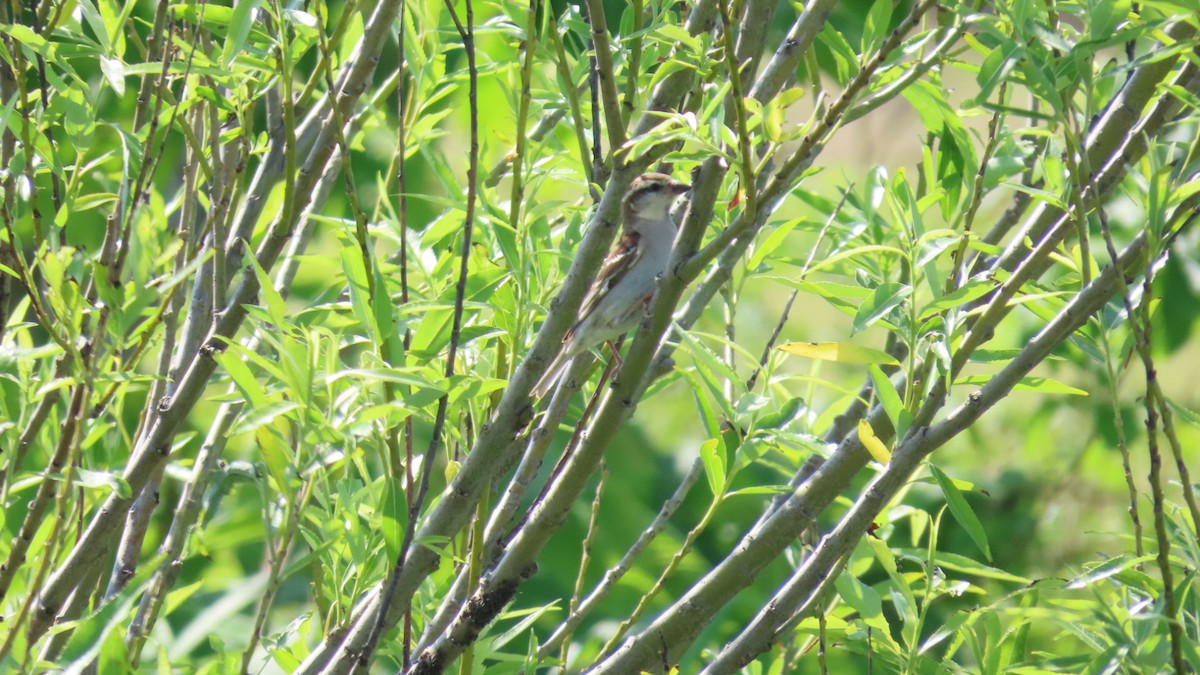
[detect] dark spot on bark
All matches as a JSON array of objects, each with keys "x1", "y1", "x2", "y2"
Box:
[
  {"x1": 412, "y1": 648, "x2": 446, "y2": 675},
  {"x1": 462, "y1": 577, "x2": 520, "y2": 632}
]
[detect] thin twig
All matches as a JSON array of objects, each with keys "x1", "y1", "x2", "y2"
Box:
[{"x1": 360, "y1": 0, "x2": 480, "y2": 668}]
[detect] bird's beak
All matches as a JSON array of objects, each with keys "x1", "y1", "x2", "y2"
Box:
[{"x1": 672, "y1": 182, "x2": 691, "y2": 195}]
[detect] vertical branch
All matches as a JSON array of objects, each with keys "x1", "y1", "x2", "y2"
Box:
[
  {"x1": 11, "y1": 38, "x2": 44, "y2": 246},
  {"x1": 945, "y1": 83, "x2": 1006, "y2": 292},
  {"x1": 718, "y1": 0, "x2": 758, "y2": 222},
  {"x1": 508, "y1": 0, "x2": 539, "y2": 234},
  {"x1": 240, "y1": 480, "x2": 314, "y2": 673},
  {"x1": 1136, "y1": 273, "x2": 1185, "y2": 674},
  {"x1": 26, "y1": 1, "x2": 62, "y2": 216},
  {"x1": 0, "y1": 384, "x2": 88, "y2": 664},
  {"x1": 545, "y1": 13, "x2": 593, "y2": 187},
  {"x1": 586, "y1": 12, "x2": 605, "y2": 183},
  {"x1": 395, "y1": 3, "x2": 416, "y2": 666},
  {"x1": 1094, "y1": 178, "x2": 1191, "y2": 673},
  {"x1": 506, "y1": 0, "x2": 539, "y2": 372},
  {"x1": 537, "y1": 459, "x2": 703, "y2": 660},
  {"x1": 582, "y1": 0, "x2": 627, "y2": 168},
  {"x1": 559, "y1": 463, "x2": 608, "y2": 667},
  {"x1": 0, "y1": 386, "x2": 86, "y2": 604},
  {"x1": 361, "y1": 0, "x2": 480, "y2": 667},
  {"x1": 620, "y1": 0, "x2": 644, "y2": 123}
]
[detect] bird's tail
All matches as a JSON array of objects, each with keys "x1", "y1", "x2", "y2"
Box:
[{"x1": 532, "y1": 350, "x2": 572, "y2": 398}]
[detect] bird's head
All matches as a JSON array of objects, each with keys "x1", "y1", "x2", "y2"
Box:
[{"x1": 622, "y1": 172, "x2": 691, "y2": 224}]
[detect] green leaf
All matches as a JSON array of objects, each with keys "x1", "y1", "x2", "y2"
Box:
[
  {"x1": 862, "y1": 0, "x2": 893, "y2": 51},
  {"x1": 929, "y1": 464, "x2": 991, "y2": 561},
  {"x1": 764, "y1": 87, "x2": 806, "y2": 143},
  {"x1": 73, "y1": 469, "x2": 133, "y2": 499},
  {"x1": 380, "y1": 477, "x2": 407, "y2": 565},
  {"x1": 163, "y1": 579, "x2": 205, "y2": 618},
  {"x1": 891, "y1": 551, "x2": 1022, "y2": 584},
  {"x1": 58, "y1": 555, "x2": 165, "y2": 667},
  {"x1": 1019, "y1": 58, "x2": 1062, "y2": 113},
  {"x1": 757, "y1": 397, "x2": 802, "y2": 429},
  {"x1": 677, "y1": 330, "x2": 741, "y2": 403},
  {"x1": 852, "y1": 282, "x2": 912, "y2": 335},
  {"x1": 231, "y1": 400, "x2": 302, "y2": 436},
  {"x1": 788, "y1": 279, "x2": 873, "y2": 314},
  {"x1": 96, "y1": 623, "x2": 131, "y2": 675},
  {"x1": 76, "y1": 0, "x2": 112, "y2": 53},
  {"x1": 243, "y1": 246, "x2": 288, "y2": 330},
  {"x1": 100, "y1": 56, "x2": 126, "y2": 96},
  {"x1": 371, "y1": 259, "x2": 403, "y2": 366},
  {"x1": 818, "y1": 23, "x2": 859, "y2": 85},
  {"x1": 867, "y1": 537, "x2": 918, "y2": 645},
  {"x1": 869, "y1": 364, "x2": 910, "y2": 439},
  {"x1": 726, "y1": 485, "x2": 791, "y2": 498},
  {"x1": 920, "y1": 279, "x2": 996, "y2": 320},
  {"x1": 340, "y1": 245, "x2": 373, "y2": 332},
  {"x1": 954, "y1": 374, "x2": 1088, "y2": 396},
  {"x1": 1, "y1": 23, "x2": 49, "y2": 55},
  {"x1": 214, "y1": 347, "x2": 269, "y2": 408},
  {"x1": 975, "y1": 41, "x2": 1020, "y2": 103},
  {"x1": 256, "y1": 426, "x2": 291, "y2": 490},
  {"x1": 1166, "y1": 398, "x2": 1200, "y2": 428},
  {"x1": 222, "y1": 0, "x2": 263, "y2": 67},
  {"x1": 835, "y1": 570, "x2": 887, "y2": 633},
  {"x1": 748, "y1": 218, "x2": 803, "y2": 270},
  {"x1": 699, "y1": 438, "x2": 726, "y2": 497}
]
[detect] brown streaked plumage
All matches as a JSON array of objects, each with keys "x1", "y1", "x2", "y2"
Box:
[{"x1": 534, "y1": 173, "x2": 691, "y2": 397}]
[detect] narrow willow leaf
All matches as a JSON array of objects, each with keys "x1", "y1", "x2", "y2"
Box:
[
  {"x1": 100, "y1": 56, "x2": 126, "y2": 96},
  {"x1": 858, "y1": 419, "x2": 891, "y2": 463},
  {"x1": 929, "y1": 464, "x2": 991, "y2": 561},
  {"x1": 868, "y1": 537, "x2": 919, "y2": 646},
  {"x1": 748, "y1": 218, "x2": 802, "y2": 270},
  {"x1": 74, "y1": 468, "x2": 132, "y2": 499},
  {"x1": 861, "y1": 0, "x2": 894, "y2": 52},
  {"x1": 852, "y1": 282, "x2": 912, "y2": 335},
  {"x1": 222, "y1": 0, "x2": 262, "y2": 67},
  {"x1": 869, "y1": 365, "x2": 910, "y2": 439},
  {"x1": 231, "y1": 400, "x2": 303, "y2": 436},
  {"x1": 214, "y1": 348, "x2": 269, "y2": 408},
  {"x1": 779, "y1": 341, "x2": 900, "y2": 365},
  {"x1": 955, "y1": 375, "x2": 1088, "y2": 396},
  {"x1": 256, "y1": 426, "x2": 292, "y2": 491},
  {"x1": 381, "y1": 477, "x2": 407, "y2": 565},
  {"x1": 835, "y1": 570, "x2": 888, "y2": 633},
  {"x1": 699, "y1": 438, "x2": 726, "y2": 497},
  {"x1": 920, "y1": 280, "x2": 996, "y2": 320},
  {"x1": 243, "y1": 246, "x2": 288, "y2": 330},
  {"x1": 338, "y1": 246, "x2": 372, "y2": 332}
]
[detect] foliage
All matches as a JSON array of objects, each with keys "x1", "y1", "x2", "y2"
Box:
[{"x1": 0, "y1": 0, "x2": 1197, "y2": 673}]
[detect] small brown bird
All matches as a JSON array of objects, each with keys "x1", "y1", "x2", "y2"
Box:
[{"x1": 534, "y1": 173, "x2": 691, "y2": 397}]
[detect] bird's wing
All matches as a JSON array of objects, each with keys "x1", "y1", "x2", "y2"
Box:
[{"x1": 564, "y1": 231, "x2": 643, "y2": 343}]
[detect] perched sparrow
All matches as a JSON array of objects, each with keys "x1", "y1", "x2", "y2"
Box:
[{"x1": 533, "y1": 172, "x2": 691, "y2": 397}]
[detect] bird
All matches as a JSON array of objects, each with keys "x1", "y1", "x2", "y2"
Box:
[{"x1": 533, "y1": 172, "x2": 691, "y2": 398}]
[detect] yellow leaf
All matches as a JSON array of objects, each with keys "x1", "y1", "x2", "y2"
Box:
[
  {"x1": 445, "y1": 459, "x2": 461, "y2": 483},
  {"x1": 778, "y1": 341, "x2": 900, "y2": 365},
  {"x1": 858, "y1": 419, "x2": 891, "y2": 464}
]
